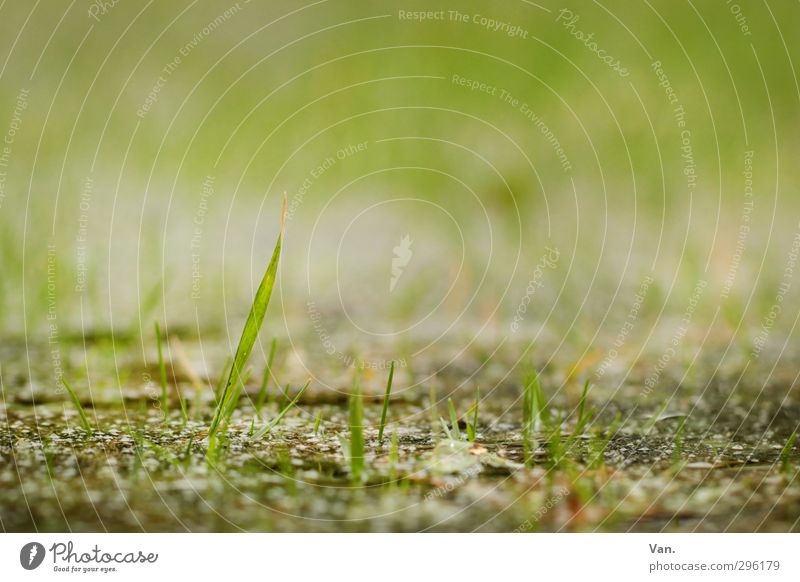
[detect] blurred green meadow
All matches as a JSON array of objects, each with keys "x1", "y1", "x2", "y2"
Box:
[{"x1": 1, "y1": 1, "x2": 799, "y2": 532}]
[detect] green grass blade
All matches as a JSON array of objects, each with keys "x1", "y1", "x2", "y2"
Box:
[
  {"x1": 313, "y1": 410, "x2": 323, "y2": 434},
  {"x1": 255, "y1": 337, "x2": 277, "y2": 414},
  {"x1": 642, "y1": 398, "x2": 670, "y2": 434},
  {"x1": 447, "y1": 398, "x2": 461, "y2": 440},
  {"x1": 570, "y1": 380, "x2": 593, "y2": 440},
  {"x1": 439, "y1": 417, "x2": 453, "y2": 439},
  {"x1": 252, "y1": 379, "x2": 310, "y2": 439},
  {"x1": 155, "y1": 321, "x2": 168, "y2": 421},
  {"x1": 349, "y1": 371, "x2": 365, "y2": 483},
  {"x1": 209, "y1": 196, "x2": 286, "y2": 439},
  {"x1": 780, "y1": 431, "x2": 797, "y2": 472},
  {"x1": 377, "y1": 360, "x2": 395, "y2": 447},
  {"x1": 61, "y1": 378, "x2": 93, "y2": 435}
]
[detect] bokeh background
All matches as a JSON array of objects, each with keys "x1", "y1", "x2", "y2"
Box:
[{"x1": 1, "y1": 0, "x2": 799, "y2": 389}]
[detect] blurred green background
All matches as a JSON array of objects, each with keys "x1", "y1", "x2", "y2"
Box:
[{"x1": 1, "y1": 0, "x2": 798, "y2": 370}]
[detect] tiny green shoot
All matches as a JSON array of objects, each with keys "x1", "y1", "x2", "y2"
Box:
[
  {"x1": 348, "y1": 370, "x2": 365, "y2": 483},
  {"x1": 60, "y1": 377, "x2": 93, "y2": 435},
  {"x1": 155, "y1": 321, "x2": 168, "y2": 422},
  {"x1": 252, "y1": 379, "x2": 310, "y2": 439},
  {"x1": 447, "y1": 398, "x2": 462, "y2": 440},
  {"x1": 780, "y1": 431, "x2": 797, "y2": 473},
  {"x1": 313, "y1": 409, "x2": 323, "y2": 435},
  {"x1": 377, "y1": 360, "x2": 395, "y2": 447}
]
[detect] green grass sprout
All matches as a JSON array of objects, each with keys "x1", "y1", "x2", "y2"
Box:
[
  {"x1": 209, "y1": 194, "x2": 286, "y2": 440},
  {"x1": 780, "y1": 431, "x2": 797, "y2": 473},
  {"x1": 313, "y1": 410, "x2": 323, "y2": 435},
  {"x1": 60, "y1": 377, "x2": 93, "y2": 435},
  {"x1": 252, "y1": 379, "x2": 310, "y2": 439},
  {"x1": 155, "y1": 321, "x2": 168, "y2": 422},
  {"x1": 348, "y1": 370, "x2": 365, "y2": 482},
  {"x1": 642, "y1": 398, "x2": 670, "y2": 434},
  {"x1": 377, "y1": 360, "x2": 395, "y2": 447}
]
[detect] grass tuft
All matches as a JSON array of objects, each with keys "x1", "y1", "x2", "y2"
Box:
[
  {"x1": 522, "y1": 367, "x2": 547, "y2": 463},
  {"x1": 313, "y1": 409, "x2": 323, "y2": 435},
  {"x1": 340, "y1": 369, "x2": 365, "y2": 483},
  {"x1": 447, "y1": 398, "x2": 462, "y2": 440}
]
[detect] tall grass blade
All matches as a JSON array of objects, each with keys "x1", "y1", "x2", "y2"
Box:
[
  {"x1": 155, "y1": 321, "x2": 168, "y2": 421},
  {"x1": 377, "y1": 360, "x2": 395, "y2": 446},
  {"x1": 349, "y1": 370, "x2": 365, "y2": 482},
  {"x1": 209, "y1": 195, "x2": 286, "y2": 439}
]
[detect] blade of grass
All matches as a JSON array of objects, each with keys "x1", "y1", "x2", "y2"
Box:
[
  {"x1": 135, "y1": 275, "x2": 168, "y2": 338},
  {"x1": 642, "y1": 398, "x2": 670, "y2": 434},
  {"x1": 220, "y1": 367, "x2": 252, "y2": 425},
  {"x1": 252, "y1": 379, "x2": 310, "y2": 439},
  {"x1": 155, "y1": 321, "x2": 168, "y2": 422},
  {"x1": 447, "y1": 398, "x2": 462, "y2": 440},
  {"x1": 439, "y1": 417, "x2": 453, "y2": 440},
  {"x1": 209, "y1": 194, "x2": 286, "y2": 439},
  {"x1": 780, "y1": 431, "x2": 797, "y2": 472},
  {"x1": 214, "y1": 356, "x2": 232, "y2": 403},
  {"x1": 255, "y1": 337, "x2": 278, "y2": 414},
  {"x1": 61, "y1": 378, "x2": 93, "y2": 435},
  {"x1": 569, "y1": 380, "x2": 595, "y2": 446},
  {"x1": 349, "y1": 370, "x2": 365, "y2": 483},
  {"x1": 377, "y1": 360, "x2": 395, "y2": 447},
  {"x1": 313, "y1": 409, "x2": 323, "y2": 435},
  {"x1": 522, "y1": 368, "x2": 541, "y2": 464}
]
